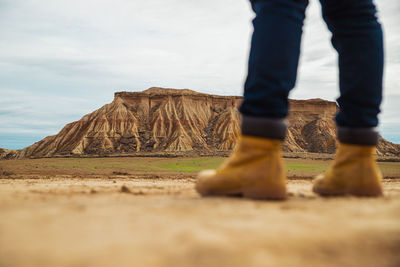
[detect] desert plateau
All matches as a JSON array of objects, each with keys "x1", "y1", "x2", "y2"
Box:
[{"x1": 2, "y1": 88, "x2": 399, "y2": 159}]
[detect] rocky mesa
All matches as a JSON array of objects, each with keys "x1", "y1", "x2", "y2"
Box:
[{"x1": 2, "y1": 87, "x2": 399, "y2": 159}]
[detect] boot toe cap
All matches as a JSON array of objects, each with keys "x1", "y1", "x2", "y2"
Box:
[
  {"x1": 195, "y1": 169, "x2": 217, "y2": 195},
  {"x1": 312, "y1": 174, "x2": 328, "y2": 194}
]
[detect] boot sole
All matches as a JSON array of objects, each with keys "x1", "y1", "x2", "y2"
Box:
[
  {"x1": 200, "y1": 186, "x2": 287, "y2": 200},
  {"x1": 313, "y1": 186, "x2": 383, "y2": 197},
  {"x1": 243, "y1": 187, "x2": 287, "y2": 200}
]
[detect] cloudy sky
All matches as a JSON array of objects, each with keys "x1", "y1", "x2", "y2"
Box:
[{"x1": 0, "y1": 0, "x2": 399, "y2": 149}]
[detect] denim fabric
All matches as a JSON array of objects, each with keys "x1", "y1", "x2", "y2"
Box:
[{"x1": 240, "y1": 0, "x2": 384, "y2": 128}]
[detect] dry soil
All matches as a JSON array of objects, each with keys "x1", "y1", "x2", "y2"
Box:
[{"x1": 0, "y1": 159, "x2": 399, "y2": 267}]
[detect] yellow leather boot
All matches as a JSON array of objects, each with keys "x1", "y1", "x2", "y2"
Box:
[
  {"x1": 313, "y1": 143, "x2": 383, "y2": 196},
  {"x1": 196, "y1": 135, "x2": 286, "y2": 200}
]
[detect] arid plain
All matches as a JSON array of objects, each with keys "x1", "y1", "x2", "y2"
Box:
[{"x1": 0, "y1": 157, "x2": 399, "y2": 267}]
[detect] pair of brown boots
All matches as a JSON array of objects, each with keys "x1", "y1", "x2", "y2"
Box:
[{"x1": 196, "y1": 135, "x2": 383, "y2": 200}]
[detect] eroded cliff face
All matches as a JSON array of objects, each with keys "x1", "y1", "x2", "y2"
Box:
[
  {"x1": 2, "y1": 87, "x2": 399, "y2": 158},
  {"x1": 0, "y1": 148, "x2": 14, "y2": 159}
]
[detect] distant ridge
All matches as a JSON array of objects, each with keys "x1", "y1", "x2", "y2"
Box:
[
  {"x1": 1, "y1": 87, "x2": 399, "y2": 159},
  {"x1": 141, "y1": 87, "x2": 201, "y2": 95}
]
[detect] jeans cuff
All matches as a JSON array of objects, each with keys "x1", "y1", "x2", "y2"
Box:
[
  {"x1": 241, "y1": 115, "x2": 287, "y2": 140},
  {"x1": 337, "y1": 127, "x2": 379, "y2": 146}
]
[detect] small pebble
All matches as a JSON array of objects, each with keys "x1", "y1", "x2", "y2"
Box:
[{"x1": 120, "y1": 185, "x2": 131, "y2": 193}]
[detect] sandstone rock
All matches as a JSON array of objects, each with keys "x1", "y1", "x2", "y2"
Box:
[
  {"x1": 0, "y1": 148, "x2": 17, "y2": 159},
  {"x1": 2, "y1": 87, "x2": 399, "y2": 158}
]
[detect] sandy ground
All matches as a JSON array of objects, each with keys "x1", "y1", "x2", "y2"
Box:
[{"x1": 0, "y1": 176, "x2": 400, "y2": 267}]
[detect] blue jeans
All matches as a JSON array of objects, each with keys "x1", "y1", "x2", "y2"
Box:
[{"x1": 240, "y1": 0, "x2": 384, "y2": 128}]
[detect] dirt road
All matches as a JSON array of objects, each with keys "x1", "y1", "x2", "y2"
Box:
[{"x1": 0, "y1": 176, "x2": 399, "y2": 267}]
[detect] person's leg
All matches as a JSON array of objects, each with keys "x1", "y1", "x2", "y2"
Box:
[
  {"x1": 321, "y1": 0, "x2": 384, "y2": 143},
  {"x1": 240, "y1": 0, "x2": 309, "y2": 140},
  {"x1": 313, "y1": 0, "x2": 384, "y2": 196},
  {"x1": 196, "y1": 0, "x2": 309, "y2": 200}
]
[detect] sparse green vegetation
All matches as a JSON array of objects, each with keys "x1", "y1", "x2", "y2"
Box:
[
  {"x1": 285, "y1": 162, "x2": 327, "y2": 171},
  {"x1": 0, "y1": 157, "x2": 398, "y2": 178}
]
